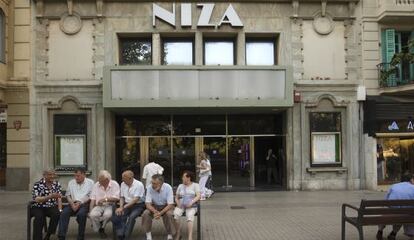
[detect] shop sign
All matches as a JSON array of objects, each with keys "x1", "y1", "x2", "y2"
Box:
[
  {"x1": 378, "y1": 119, "x2": 414, "y2": 133},
  {"x1": 153, "y1": 3, "x2": 243, "y2": 28}
]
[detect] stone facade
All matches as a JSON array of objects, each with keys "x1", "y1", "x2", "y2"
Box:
[
  {"x1": 28, "y1": 0, "x2": 369, "y2": 191},
  {"x1": 0, "y1": 0, "x2": 31, "y2": 190}
]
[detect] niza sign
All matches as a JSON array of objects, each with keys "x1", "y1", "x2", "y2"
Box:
[{"x1": 153, "y1": 3, "x2": 243, "y2": 28}]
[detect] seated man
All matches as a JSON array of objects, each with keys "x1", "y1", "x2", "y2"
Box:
[
  {"x1": 142, "y1": 174, "x2": 176, "y2": 240},
  {"x1": 112, "y1": 170, "x2": 145, "y2": 240},
  {"x1": 89, "y1": 170, "x2": 120, "y2": 239},
  {"x1": 377, "y1": 173, "x2": 414, "y2": 240},
  {"x1": 58, "y1": 167, "x2": 94, "y2": 240},
  {"x1": 31, "y1": 169, "x2": 63, "y2": 240}
]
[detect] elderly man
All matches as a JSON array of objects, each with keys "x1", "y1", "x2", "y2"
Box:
[
  {"x1": 31, "y1": 169, "x2": 63, "y2": 240},
  {"x1": 112, "y1": 170, "x2": 145, "y2": 240},
  {"x1": 58, "y1": 167, "x2": 94, "y2": 240},
  {"x1": 142, "y1": 174, "x2": 176, "y2": 240},
  {"x1": 89, "y1": 170, "x2": 120, "y2": 239},
  {"x1": 376, "y1": 173, "x2": 414, "y2": 240}
]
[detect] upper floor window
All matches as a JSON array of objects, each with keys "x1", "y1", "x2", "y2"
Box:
[
  {"x1": 119, "y1": 37, "x2": 152, "y2": 65},
  {"x1": 246, "y1": 38, "x2": 277, "y2": 65},
  {"x1": 380, "y1": 29, "x2": 414, "y2": 87},
  {"x1": 204, "y1": 39, "x2": 235, "y2": 65},
  {"x1": 162, "y1": 38, "x2": 194, "y2": 65},
  {"x1": 0, "y1": 9, "x2": 5, "y2": 63}
]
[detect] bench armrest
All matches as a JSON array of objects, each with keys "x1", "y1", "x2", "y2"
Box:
[{"x1": 342, "y1": 203, "x2": 359, "y2": 219}]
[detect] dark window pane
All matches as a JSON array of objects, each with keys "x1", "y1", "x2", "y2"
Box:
[
  {"x1": 116, "y1": 138, "x2": 140, "y2": 182},
  {"x1": 228, "y1": 115, "x2": 283, "y2": 135},
  {"x1": 163, "y1": 41, "x2": 193, "y2": 65},
  {"x1": 310, "y1": 112, "x2": 341, "y2": 132},
  {"x1": 0, "y1": 10, "x2": 5, "y2": 63},
  {"x1": 120, "y1": 38, "x2": 152, "y2": 65},
  {"x1": 173, "y1": 115, "x2": 225, "y2": 135},
  {"x1": 116, "y1": 117, "x2": 137, "y2": 136},
  {"x1": 54, "y1": 114, "x2": 87, "y2": 135},
  {"x1": 138, "y1": 116, "x2": 171, "y2": 136}
]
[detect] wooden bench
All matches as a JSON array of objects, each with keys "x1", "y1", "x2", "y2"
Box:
[{"x1": 341, "y1": 199, "x2": 414, "y2": 240}]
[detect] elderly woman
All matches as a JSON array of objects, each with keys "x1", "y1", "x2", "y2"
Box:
[
  {"x1": 174, "y1": 171, "x2": 201, "y2": 240},
  {"x1": 89, "y1": 170, "x2": 120, "y2": 239},
  {"x1": 31, "y1": 169, "x2": 62, "y2": 240}
]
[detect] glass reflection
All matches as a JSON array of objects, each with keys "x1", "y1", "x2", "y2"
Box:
[
  {"x1": 246, "y1": 41, "x2": 275, "y2": 65},
  {"x1": 228, "y1": 137, "x2": 250, "y2": 188},
  {"x1": 173, "y1": 138, "x2": 195, "y2": 187},
  {"x1": 205, "y1": 41, "x2": 234, "y2": 65},
  {"x1": 163, "y1": 42, "x2": 193, "y2": 65},
  {"x1": 149, "y1": 137, "x2": 172, "y2": 184},
  {"x1": 120, "y1": 38, "x2": 152, "y2": 65},
  {"x1": 116, "y1": 138, "x2": 140, "y2": 182}
]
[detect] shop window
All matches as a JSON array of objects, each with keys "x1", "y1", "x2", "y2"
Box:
[
  {"x1": 162, "y1": 38, "x2": 194, "y2": 65},
  {"x1": 0, "y1": 9, "x2": 5, "y2": 63},
  {"x1": 54, "y1": 114, "x2": 87, "y2": 169},
  {"x1": 310, "y1": 112, "x2": 342, "y2": 166},
  {"x1": 246, "y1": 38, "x2": 277, "y2": 65},
  {"x1": 204, "y1": 39, "x2": 235, "y2": 65},
  {"x1": 119, "y1": 37, "x2": 152, "y2": 65}
]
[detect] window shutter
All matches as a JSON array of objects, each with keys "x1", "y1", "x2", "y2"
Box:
[{"x1": 382, "y1": 29, "x2": 396, "y2": 86}]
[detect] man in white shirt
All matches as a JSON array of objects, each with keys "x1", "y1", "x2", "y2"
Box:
[
  {"x1": 112, "y1": 170, "x2": 145, "y2": 240},
  {"x1": 142, "y1": 160, "x2": 164, "y2": 187},
  {"x1": 58, "y1": 167, "x2": 94, "y2": 240}
]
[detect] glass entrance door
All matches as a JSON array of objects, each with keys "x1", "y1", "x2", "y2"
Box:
[
  {"x1": 148, "y1": 137, "x2": 172, "y2": 185},
  {"x1": 203, "y1": 137, "x2": 227, "y2": 189},
  {"x1": 228, "y1": 137, "x2": 251, "y2": 189},
  {"x1": 173, "y1": 137, "x2": 195, "y2": 187}
]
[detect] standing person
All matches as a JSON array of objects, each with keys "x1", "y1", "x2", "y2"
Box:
[
  {"x1": 142, "y1": 159, "x2": 164, "y2": 188},
  {"x1": 266, "y1": 149, "x2": 278, "y2": 184},
  {"x1": 112, "y1": 170, "x2": 146, "y2": 240},
  {"x1": 174, "y1": 171, "x2": 201, "y2": 240},
  {"x1": 376, "y1": 173, "x2": 414, "y2": 240},
  {"x1": 141, "y1": 174, "x2": 176, "y2": 240},
  {"x1": 31, "y1": 169, "x2": 63, "y2": 240},
  {"x1": 58, "y1": 167, "x2": 94, "y2": 240},
  {"x1": 89, "y1": 170, "x2": 120, "y2": 239},
  {"x1": 197, "y1": 151, "x2": 213, "y2": 200}
]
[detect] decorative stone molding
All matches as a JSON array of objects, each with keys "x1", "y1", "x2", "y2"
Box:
[
  {"x1": 60, "y1": 12, "x2": 82, "y2": 35},
  {"x1": 305, "y1": 94, "x2": 350, "y2": 107},
  {"x1": 44, "y1": 95, "x2": 94, "y2": 110},
  {"x1": 312, "y1": 12, "x2": 334, "y2": 35}
]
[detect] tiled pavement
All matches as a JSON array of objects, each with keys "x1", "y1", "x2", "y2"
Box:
[{"x1": 0, "y1": 190, "x2": 412, "y2": 240}]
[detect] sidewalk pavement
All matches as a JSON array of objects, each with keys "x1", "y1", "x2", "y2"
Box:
[{"x1": 0, "y1": 190, "x2": 412, "y2": 240}]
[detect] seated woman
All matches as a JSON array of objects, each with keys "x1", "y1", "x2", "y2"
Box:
[{"x1": 174, "y1": 171, "x2": 201, "y2": 240}]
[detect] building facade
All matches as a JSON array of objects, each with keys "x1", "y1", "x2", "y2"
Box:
[
  {"x1": 29, "y1": 0, "x2": 366, "y2": 191},
  {"x1": 0, "y1": 0, "x2": 31, "y2": 190},
  {"x1": 361, "y1": 0, "x2": 414, "y2": 190}
]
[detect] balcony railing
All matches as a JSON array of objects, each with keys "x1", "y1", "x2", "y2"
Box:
[
  {"x1": 377, "y1": 0, "x2": 414, "y2": 22},
  {"x1": 377, "y1": 62, "x2": 414, "y2": 88}
]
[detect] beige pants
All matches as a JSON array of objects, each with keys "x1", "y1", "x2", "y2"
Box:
[
  {"x1": 142, "y1": 208, "x2": 176, "y2": 235},
  {"x1": 174, "y1": 207, "x2": 197, "y2": 222},
  {"x1": 89, "y1": 205, "x2": 113, "y2": 232}
]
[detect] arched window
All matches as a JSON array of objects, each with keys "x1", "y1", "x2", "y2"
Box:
[{"x1": 0, "y1": 8, "x2": 5, "y2": 63}]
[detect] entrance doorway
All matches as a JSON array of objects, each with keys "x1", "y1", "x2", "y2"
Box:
[{"x1": 115, "y1": 114, "x2": 286, "y2": 190}]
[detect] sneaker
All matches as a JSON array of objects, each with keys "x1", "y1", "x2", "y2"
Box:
[{"x1": 376, "y1": 230, "x2": 383, "y2": 240}]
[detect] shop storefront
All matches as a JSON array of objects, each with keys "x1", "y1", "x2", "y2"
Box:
[{"x1": 364, "y1": 96, "x2": 414, "y2": 186}]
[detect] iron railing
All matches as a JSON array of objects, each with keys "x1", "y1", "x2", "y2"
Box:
[{"x1": 377, "y1": 62, "x2": 414, "y2": 88}]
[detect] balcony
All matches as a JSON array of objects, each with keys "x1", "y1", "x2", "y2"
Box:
[
  {"x1": 377, "y1": 0, "x2": 414, "y2": 23},
  {"x1": 103, "y1": 66, "x2": 293, "y2": 109},
  {"x1": 377, "y1": 62, "x2": 414, "y2": 94}
]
